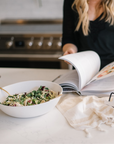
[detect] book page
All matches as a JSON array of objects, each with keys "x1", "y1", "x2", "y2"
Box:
[
  {"x1": 59, "y1": 51, "x2": 100, "y2": 90},
  {"x1": 81, "y1": 75, "x2": 114, "y2": 92},
  {"x1": 81, "y1": 91, "x2": 111, "y2": 97},
  {"x1": 86, "y1": 62, "x2": 114, "y2": 85},
  {"x1": 54, "y1": 70, "x2": 79, "y2": 91}
]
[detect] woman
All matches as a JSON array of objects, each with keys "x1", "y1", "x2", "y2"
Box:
[{"x1": 62, "y1": 0, "x2": 114, "y2": 69}]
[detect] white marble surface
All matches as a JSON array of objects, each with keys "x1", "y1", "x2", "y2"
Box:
[
  {"x1": 0, "y1": 0, "x2": 63, "y2": 20},
  {"x1": 0, "y1": 68, "x2": 114, "y2": 144}
]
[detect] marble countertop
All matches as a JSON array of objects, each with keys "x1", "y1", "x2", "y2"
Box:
[{"x1": 0, "y1": 68, "x2": 114, "y2": 144}]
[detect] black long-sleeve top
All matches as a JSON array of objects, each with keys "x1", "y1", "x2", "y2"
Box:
[{"x1": 62, "y1": 0, "x2": 114, "y2": 69}]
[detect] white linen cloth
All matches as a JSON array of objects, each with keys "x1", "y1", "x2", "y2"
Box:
[{"x1": 56, "y1": 93, "x2": 114, "y2": 137}]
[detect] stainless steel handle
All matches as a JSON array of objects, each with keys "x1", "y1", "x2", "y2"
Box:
[{"x1": 0, "y1": 53, "x2": 62, "y2": 59}]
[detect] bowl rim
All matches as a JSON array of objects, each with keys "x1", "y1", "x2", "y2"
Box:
[{"x1": 3, "y1": 80, "x2": 62, "y2": 88}]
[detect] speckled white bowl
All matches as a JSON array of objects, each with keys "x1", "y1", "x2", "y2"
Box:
[{"x1": 0, "y1": 80, "x2": 62, "y2": 118}]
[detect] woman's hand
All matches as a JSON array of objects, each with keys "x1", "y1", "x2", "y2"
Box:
[
  {"x1": 62, "y1": 43, "x2": 78, "y2": 64},
  {"x1": 63, "y1": 47, "x2": 76, "y2": 56}
]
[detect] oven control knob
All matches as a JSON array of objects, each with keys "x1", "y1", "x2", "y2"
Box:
[
  {"x1": 38, "y1": 37, "x2": 43, "y2": 47},
  {"x1": 28, "y1": 41, "x2": 33, "y2": 47},
  {"x1": 6, "y1": 41, "x2": 13, "y2": 49},
  {"x1": 57, "y1": 37, "x2": 62, "y2": 49},
  {"x1": 27, "y1": 37, "x2": 34, "y2": 48},
  {"x1": 57, "y1": 41, "x2": 62, "y2": 48},
  {"x1": 47, "y1": 41, "x2": 52, "y2": 47},
  {"x1": 6, "y1": 37, "x2": 14, "y2": 49},
  {"x1": 38, "y1": 41, "x2": 43, "y2": 47},
  {"x1": 47, "y1": 37, "x2": 53, "y2": 48}
]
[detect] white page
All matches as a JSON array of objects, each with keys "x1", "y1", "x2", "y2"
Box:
[
  {"x1": 81, "y1": 75, "x2": 114, "y2": 93},
  {"x1": 59, "y1": 51, "x2": 100, "y2": 90},
  {"x1": 54, "y1": 70, "x2": 79, "y2": 91},
  {"x1": 81, "y1": 91, "x2": 111, "y2": 97},
  {"x1": 86, "y1": 61, "x2": 114, "y2": 85}
]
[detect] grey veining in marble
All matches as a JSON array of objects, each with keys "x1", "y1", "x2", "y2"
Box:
[{"x1": 0, "y1": 0, "x2": 63, "y2": 20}]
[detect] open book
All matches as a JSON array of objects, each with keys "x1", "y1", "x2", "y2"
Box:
[{"x1": 54, "y1": 51, "x2": 114, "y2": 97}]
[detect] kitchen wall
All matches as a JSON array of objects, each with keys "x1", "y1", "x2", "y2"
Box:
[{"x1": 0, "y1": 0, "x2": 63, "y2": 20}]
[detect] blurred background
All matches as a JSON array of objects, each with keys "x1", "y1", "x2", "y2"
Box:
[{"x1": 0, "y1": 0, "x2": 69, "y2": 69}]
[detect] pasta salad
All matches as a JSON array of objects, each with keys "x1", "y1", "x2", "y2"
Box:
[{"x1": 0, "y1": 86, "x2": 59, "y2": 107}]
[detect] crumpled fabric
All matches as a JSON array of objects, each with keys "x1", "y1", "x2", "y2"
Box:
[{"x1": 56, "y1": 93, "x2": 114, "y2": 137}]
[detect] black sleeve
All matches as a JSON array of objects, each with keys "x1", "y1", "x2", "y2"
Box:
[{"x1": 62, "y1": 0, "x2": 78, "y2": 48}]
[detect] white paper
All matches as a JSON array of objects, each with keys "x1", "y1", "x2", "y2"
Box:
[
  {"x1": 88, "y1": 61, "x2": 114, "y2": 83},
  {"x1": 82, "y1": 75, "x2": 114, "y2": 92},
  {"x1": 59, "y1": 51, "x2": 100, "y2": 90},
  {"x1": 54, "y1": 70, "x2": 79, "y2": 91}
]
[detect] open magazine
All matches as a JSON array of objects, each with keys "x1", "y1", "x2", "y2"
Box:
[{"x1": 54, "y1": 51, "x2": 114, "y2": 97}]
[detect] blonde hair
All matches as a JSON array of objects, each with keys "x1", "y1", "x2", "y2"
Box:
[{"x1": 72, "y1": 0, "x2": 114, "y2": 35}]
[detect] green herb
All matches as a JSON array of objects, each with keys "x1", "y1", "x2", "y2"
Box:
[{"x1": 1, "y1": 86, "x2": 57, "y2": 106}]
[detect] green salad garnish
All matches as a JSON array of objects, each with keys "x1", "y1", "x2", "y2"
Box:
[{"x1": 1, "y1": 86, "x2": 58, "y2": 107}]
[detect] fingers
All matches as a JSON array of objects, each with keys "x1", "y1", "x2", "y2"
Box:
[
  {"x1": 63, "y1": 48, "x2": 76, "y2": 65},
  {"x1": 63, "y1": 51, "x2": 68, "y2": 56},
  {"x1": 63, "y1": 49, "x2": 75, "y2": 56}
]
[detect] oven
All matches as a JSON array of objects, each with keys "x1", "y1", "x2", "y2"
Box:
[
  {"x1": 0, "y1": 0, "x2": 68, "y2": 69},
  {"x1": 0, "y1": 21, "x2": 68, "y2": 69}
]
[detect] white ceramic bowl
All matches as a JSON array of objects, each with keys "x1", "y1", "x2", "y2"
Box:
[{"x1": 0, "y1": 80, "x2": 63, "y2": 118}]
